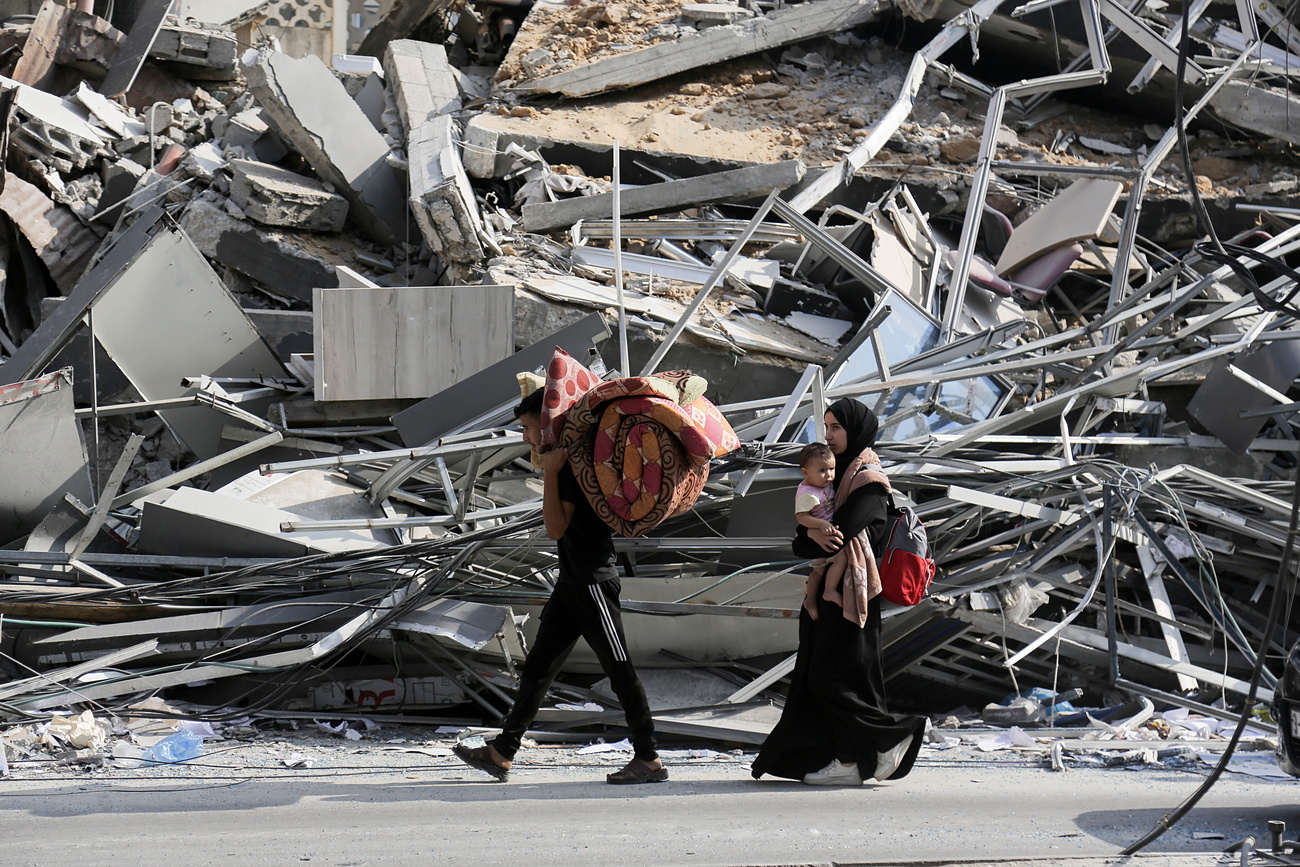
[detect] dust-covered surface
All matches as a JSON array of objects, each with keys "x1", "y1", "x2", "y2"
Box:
[
  {"x1": 485, "y1": 30, "x2": 1295, "y2": 201},
  {"x1": 4, "y1": 720, "x2": 1294, "y2": 867}
]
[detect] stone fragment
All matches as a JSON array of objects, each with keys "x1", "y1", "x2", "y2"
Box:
[
  {"x1": 745, "y1": 83, "x2": 791, "y2": 100},
  {"x1": 212, "y1": 106, "x2": 288, "y2": 163},
  {"x1": 680, "y1": 83, "x2": 709, "y2": 96},
  {"x1": 940, "y1": 135, "x2": 980, "y2": 163},
  {"x1": 1192, "y1": 156, "x2": 1241, "y2": 182},
  {"x1": 149, "y1": 20, "x2": 239, "y2": 80},
  {"x1": 229, "y1": 159, "x2": 349, "y2": 232}
]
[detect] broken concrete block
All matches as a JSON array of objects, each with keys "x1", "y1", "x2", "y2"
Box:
[
  {"x1": 54, "y1": 10, "x2": 125, "y2": 76},
  {"x1": 521, "y1": 159, "x2": 805, "y2": 234},
  {"x1": 407, "y1": 115, "x2": 485, "y2": 263},
  {"x1": 242, "y1": 49, "x2": 408, "y2": 247},
  {"x1": 0, "y1": 171, "x2": 100, "y2": 292},
  {"x1": 682, "y1": 3, "x2": 755, "y2": 27},
  {"x1": 1211, "y1": 79, "x2": 1300, "y2": 147},
  {"x1": 212, "y1": 106, "x2": 288, "y2": 163},
  {"x1": 1, "y1": 75, "x2": 105, "y2": 172},
  {"x1": 383, "y1": 39, "x2": 462, "y2": 128},
  {"x1": 179, "y1": 198, "x2": 340, "y2": 304},
  {"x1": 525, "y1": 0, "x2": 880, "y2": 97},
  {"x1": 229, "y1": 159, "x2": 349, "y2": 233},
  {"x1": 149, "y1": 20, "x2": 239, "y2": 80}
]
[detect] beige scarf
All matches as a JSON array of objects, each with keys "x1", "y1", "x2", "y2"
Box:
[{"x1": 831, "y1": 447, "x2": 892, "y2": 628}]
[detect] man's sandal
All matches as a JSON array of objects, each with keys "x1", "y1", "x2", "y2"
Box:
[
  {"x1": 606, "y1": 757, "x2": 669, "y2": 784},
  {"x1": 452, "y1": 743, "x2": 509, "y2": 782}
]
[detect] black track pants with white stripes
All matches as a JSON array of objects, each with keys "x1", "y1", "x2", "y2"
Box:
[{"x1": 492, "y1": 578, "x2": 658, "y2": 762}]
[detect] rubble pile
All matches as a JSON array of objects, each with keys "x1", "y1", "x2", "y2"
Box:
[{"x1": 0, "y1": 0, "x2": 1298, "y2": 770}]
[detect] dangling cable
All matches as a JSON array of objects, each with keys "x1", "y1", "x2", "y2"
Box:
[{"x1": 1121, "y1": 460, "x2": 1300, "y2": 854}]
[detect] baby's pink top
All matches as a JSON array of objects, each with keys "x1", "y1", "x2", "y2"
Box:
[{"x1": 795, "y1": 482, "x2": 834, "y2": 521}]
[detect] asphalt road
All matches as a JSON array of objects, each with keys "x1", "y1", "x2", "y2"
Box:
[{"x1": 4, "y1": 742, "x2": 1299, "y2": 866}]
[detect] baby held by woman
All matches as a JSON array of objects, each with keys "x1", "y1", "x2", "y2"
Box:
[{"x1": 794, "y1": 442, "x2": 846, "y2": 615}]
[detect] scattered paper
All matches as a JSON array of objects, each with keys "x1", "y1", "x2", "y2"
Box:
[
  {"x1": 977, "y1": 726, "x2": 1036, "y2": 751},
  {"x1": 578, "y1": 738, "x2": 633, "y2": 754}
]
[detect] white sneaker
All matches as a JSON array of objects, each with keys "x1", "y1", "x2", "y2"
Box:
[
  {"x1": 874, "y1": 736, "x2": 913, "y2": 782},
  {"x1": 802, "y1": 759, "x2": 863, "y2": 786}
]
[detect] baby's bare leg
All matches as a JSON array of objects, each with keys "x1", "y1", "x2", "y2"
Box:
[
  {"x1": 822, "y1": 555, "x2": 846, "y2": 604},
  {"x1": 803, "y1": 564, "x2": 825, "y2": 619}
]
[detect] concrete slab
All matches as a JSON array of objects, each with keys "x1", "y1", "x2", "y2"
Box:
[
  {"x1": 229, "y1": 158, "x2": 349, "y2": 233},
  {"x1": 0, "y1": 74, "x2": 105, "y2": 173},
  {"x1": 150, "y1": 20, "x2": 239, "y2": 80},
  {"x1": 521, "y1": 159, "x2": 804, "y2": 233},
  {"x1": 462, "y1": 111, "x2": 757, "y2": 180},
  {"x1": 407, "y1": 116, "x2": 485, "y2": 262},
  {"x1": 212, "y1": 105, "x2": 288, "y2": 163},
  {"x1": 522, "y1": 0, "x2": 880, "y2": 97},
  {"x1": 383, "y1": 39, "x2": 461, "y2": 125},
  {"x1": 178, "y1": 198, "x2": 339, "y2": 304},
  {"x1": 1211, "y1": 79, "x2": 1300, "y2": 146},
  {"x1": 243, "y1": 49, "x2": 408, "y2": 247}
]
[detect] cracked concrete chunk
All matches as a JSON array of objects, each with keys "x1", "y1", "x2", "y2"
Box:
[
  {"x1": 229, "y1": 159, "x2": 349, "y2": 233},
  {"x1": 242, "y1": 49, "x2": 408, "y2": 247},
  {"x1": 178, "y1": 198, "x2": 338, "y2": 304}
]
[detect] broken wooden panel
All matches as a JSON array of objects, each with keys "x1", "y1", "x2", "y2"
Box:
[
  {"x1": 391, "y1": 311, "x2": 609, "y2": 447},
  {"x1": 994, "y1": 179, "x2": 1125, "y2": 276},
  {"x1": 313, "y1": 277, "x2": 514, "y2": 402},
  {"x1": 0, "y1": 368, "x2": 94, "y2": 545},
  {"x1": 522, "y1": 0, "x2": 881, "y2": 97}
]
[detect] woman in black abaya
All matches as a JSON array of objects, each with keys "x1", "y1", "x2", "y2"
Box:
[{"x1": 751, "y1": 398, "x2": 926, "y2": 786}]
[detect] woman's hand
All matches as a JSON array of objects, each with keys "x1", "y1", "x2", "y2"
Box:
[{"x1": 807, "y1": 524, "x2": 843, "y2": 553}]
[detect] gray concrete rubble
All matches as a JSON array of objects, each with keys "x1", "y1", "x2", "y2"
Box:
[
  {"x1": 229, "y1": 158, "x2": 350, "y2": 233},
  {"x1": 1, "y1": 2, "x2": 1300, "y2": 811}
]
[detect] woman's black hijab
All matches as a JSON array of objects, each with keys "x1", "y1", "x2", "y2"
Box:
[{"x1": 828, "y1": 397, "x2": 879, "y2": 486}]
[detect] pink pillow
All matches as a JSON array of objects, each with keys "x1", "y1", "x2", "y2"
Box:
[{"x1": 539, "y1": 348, "x2": 603, "y2": 452}]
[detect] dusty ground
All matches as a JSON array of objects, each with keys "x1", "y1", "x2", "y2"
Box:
[{"x1": 482, "y1": 0, "x2": 1294, "y2": 209}]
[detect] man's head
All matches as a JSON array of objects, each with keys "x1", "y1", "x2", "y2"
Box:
[{"x1": 515, "y1": 387, "x2": 545, "y2": 451}]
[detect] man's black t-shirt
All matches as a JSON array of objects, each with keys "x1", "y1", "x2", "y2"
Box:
[{"x1": 556, "y1": 464, "x2": 617, "y2": 584}]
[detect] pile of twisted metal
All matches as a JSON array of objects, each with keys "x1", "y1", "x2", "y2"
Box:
[{"x1": 0, "y1": 0, "x2": 1298, "y2": 775}]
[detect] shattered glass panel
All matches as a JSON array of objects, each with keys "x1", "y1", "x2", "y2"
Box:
[{"x1": 827, "y1": 289, "x2": 1008, "y2": 439}]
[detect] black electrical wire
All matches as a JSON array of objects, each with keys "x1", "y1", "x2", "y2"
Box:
[{"x1": 1121, "y1": 455, "x2": 1300, "y2": 854}]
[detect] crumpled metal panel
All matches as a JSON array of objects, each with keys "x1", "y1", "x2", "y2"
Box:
[{"x1": 0, "y1": 367, "x2": 93, "y2": 545}]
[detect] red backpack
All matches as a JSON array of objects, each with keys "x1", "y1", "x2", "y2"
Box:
[{"x1": 878, "y1": 495, "x2": 936, "y2": 606}]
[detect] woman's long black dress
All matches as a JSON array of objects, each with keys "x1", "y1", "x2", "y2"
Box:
[{"x1": 751, "y1": 476, "x2": 926, "y2": 781}]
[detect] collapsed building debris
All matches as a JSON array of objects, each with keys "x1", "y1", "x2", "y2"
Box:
[{"x1": 0, "y1": 0, "x2": 1298, "y2": 786}]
